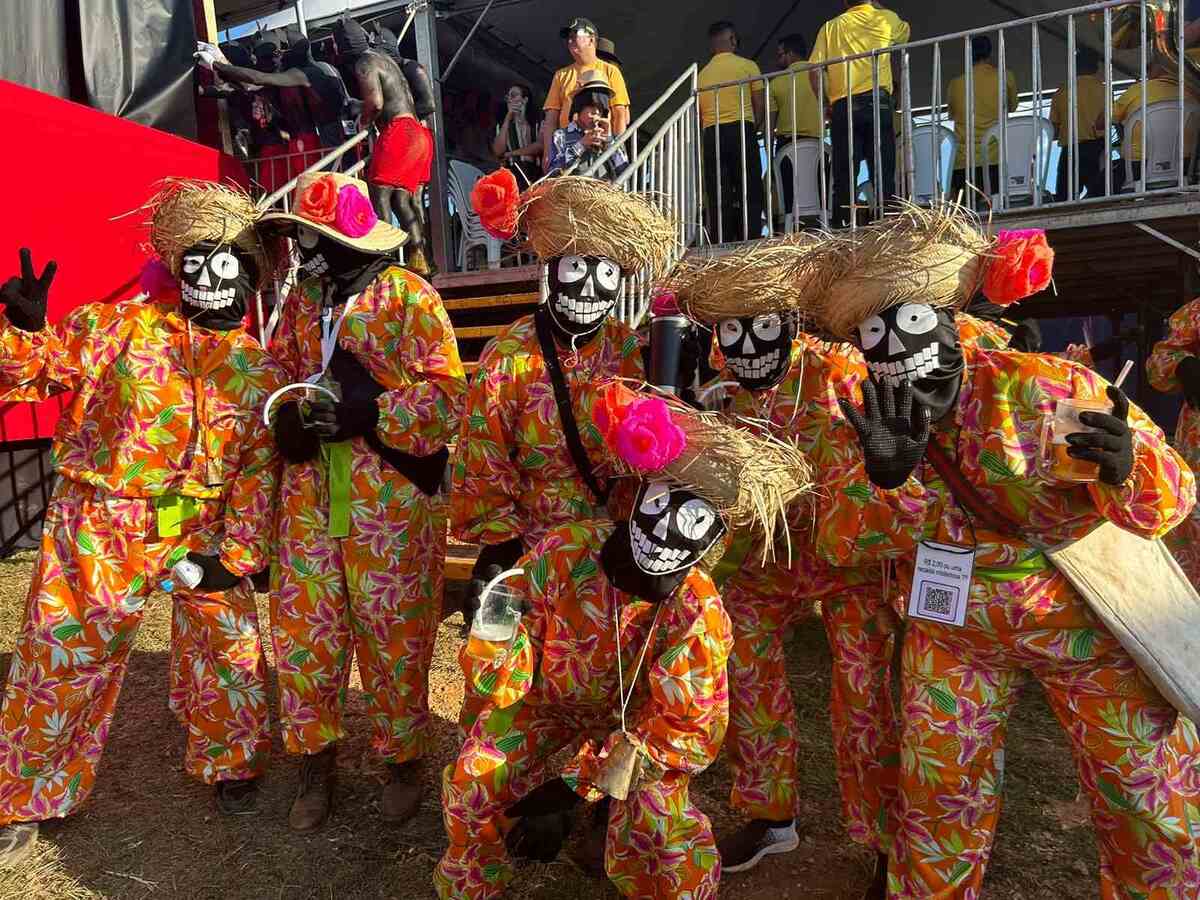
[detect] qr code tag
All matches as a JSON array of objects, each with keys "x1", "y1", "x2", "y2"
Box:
[{"x1": 908, "y1": 541, "x2": 974, "y2": 627}]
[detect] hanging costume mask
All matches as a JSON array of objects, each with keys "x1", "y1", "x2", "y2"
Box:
[
  {"x1": 546, "y1": 254, "x2": 621, "y2": 343},
  {"x1": 179, "y1": 241, "x2": 256, "y2": 330},
  {"x1": 857, "y1": 304, "x2": 964, "y2": 424},
  {"x1": 716, "y1": 312, "x2": 795, "y2": 391}
]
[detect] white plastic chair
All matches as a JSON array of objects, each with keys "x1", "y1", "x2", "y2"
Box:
[
  {"x1": 1120, "y1": 99, "x2": 1200, "y2": 192},
  {"x1": 772, "y1": 138, "x2": 828, "y2": 229},
  {"x1": 981, "y1": 117, "x2": 1055, "y2": 207},
  {"x1": 447, "y1": 159, "x2": 502, "y2": 271},
  {"x1": 910, "y1": 124, "x2": 957, "y2": 204}
]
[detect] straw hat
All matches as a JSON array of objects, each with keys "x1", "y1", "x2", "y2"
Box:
[
  {"x1": 258, "y1": 171, "x2": 407, "y2": 252},
  {"x1": 596, "y1": 37, "x2": 622, "y2": 66},
  {"x1": 146, "y1": 178, "x2": 281, "y2": 288},
  {"x1": 576, "y1": 69, "x2": 613, "y2": 95},
  {"x1": 471, "y1": 171, "x2": 677, "y2": 279}
]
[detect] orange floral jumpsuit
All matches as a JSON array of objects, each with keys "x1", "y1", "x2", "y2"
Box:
[
  {"x1": 0, "y1": 297, "x2": 283, "y2": 825},
  {"x1": 819, "y1": 343, "x2": 1199, "y2": 898},
  {"x1": 435, "y1": 520, "x2": 731, "y2": 899},
  {"x1": 268, "y1": 266, "x2": 465, "y2": 763}
]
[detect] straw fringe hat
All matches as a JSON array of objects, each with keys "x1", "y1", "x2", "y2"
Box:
[
  {"x1": 258, "y1": 171, "x2": 408, "y2": 253},
  {"x1": 146, "y1": 179, "x2": 281, "y2": 287}
]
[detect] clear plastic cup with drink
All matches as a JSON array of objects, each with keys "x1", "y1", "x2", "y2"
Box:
[{"x1": 1039, "y1": 396, "x2": 1114, "y2": 483}]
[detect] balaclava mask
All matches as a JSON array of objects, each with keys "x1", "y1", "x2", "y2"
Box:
[
  {"x1": 178, "y1": 241, "x2": 256, "y2": 330},
  {"x1": 716, "y1": 312, "x2": 795, "y2": 391},
  {"x1": 333, "y1": 17, "x2": 371, "y2": 60},
  {"x1": 857, "y1": 303, "x2": 964, "y2": 423},
  {"x1": 281, "y1": 38, "x2": 313, "y2": 70},
  {"x1": 601, "y1": 479, "x2": 725, "y2": 602},
  {"x1": 253, "y1": 42, "x2": 279, "y2": 73},
  {"x1": 295, "y1": 225, "x2": 386, "y2": 295},
  {"x1": 545, "y1": 254, "x2": 622, "y2": 345}
]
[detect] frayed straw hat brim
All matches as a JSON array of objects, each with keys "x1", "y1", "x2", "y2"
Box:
[{"x1": 257, "y1": 212, "x2": 408, "y2": 253}]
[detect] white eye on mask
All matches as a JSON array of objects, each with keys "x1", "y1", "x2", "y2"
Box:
[{"x1": 628, "y1": 479, "x2": 725, "y2": 575}]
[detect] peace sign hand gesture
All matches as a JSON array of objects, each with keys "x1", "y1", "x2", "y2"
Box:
[
  {"x1": 1, "y1": 248, "x2": 56, "y2": 332},
  {"x1": 838, "y1": 379, "x2": 932, "y2": 490}
]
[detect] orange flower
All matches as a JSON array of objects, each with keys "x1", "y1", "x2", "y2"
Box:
[
  {"x1": 297, "y1": 175, "x2": 338, "y2": 225},
  {"x1": 982, "y1": 229, "x2": 1054, "y2": 306},
  {"x1": 471, "y1": 168, "x2": 520, "y2": 240},
  {"x1": 593, "y1": 381, "x2": 639, "y2": 449}
]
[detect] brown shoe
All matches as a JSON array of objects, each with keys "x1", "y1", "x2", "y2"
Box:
[
  {"x1": 863, "y1": 852, "x2": 888, "y2": 900},
  {"x1": 0, "y1": 822, "x2": 39, "y2": 868},
  {"x1": 380, "y1": 761, "x2": 423, "y2": 824},
  {"x1": 406, "y1": 248, "x2": 431, "y2": 277},
  {"x1": 289, "y1": 746, "x2": 336, "y2": 832}
]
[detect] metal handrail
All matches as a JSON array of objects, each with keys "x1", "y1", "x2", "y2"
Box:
[{"x1": 255, "y1": 129, "x2": 371, "y2": 210}]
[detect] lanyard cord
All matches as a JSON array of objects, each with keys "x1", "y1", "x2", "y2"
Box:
[
  {"x1": 613, "y1": 593, "x2": 668, "y2": 736},
  {"x1": 314, "y1": 288, "x2": 359, "y2": 382}
]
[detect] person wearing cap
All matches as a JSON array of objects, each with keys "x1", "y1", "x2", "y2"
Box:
[
  {"x1": 541, "y1": 18, "x2": 631, "y2": 172},
  {"x1": 436, "y1": 383, "x2": 812, "y2": 899},
  {"x1": 803, "y1": 210, "x2": 1198, "y2": 897},
  {"x1": 0, "y1": 181, "x2": 288, "y2": 864},
  {"x1": 258, "y1": 171, "x2": 466, "y2": 833},
  {"x1": 546, "y1": 69, "x2": 630, "y2": 179},
  {"x1": 808, "y1": 1, "x2": 910, "y2": 225}
]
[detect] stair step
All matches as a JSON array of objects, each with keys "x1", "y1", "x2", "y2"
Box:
[{"x1": 443, "y1": 291, "x2": 539, "y2": 312}]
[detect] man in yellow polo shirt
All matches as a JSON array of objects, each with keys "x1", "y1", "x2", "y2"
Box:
[
  {"x1": 770, "y1": 33, "x2": 823, "y2": 222},
  {"x1": 1106, "y1": 59, "x2": 1199, "y2": 188},
  {"x1": 947, "y1": 35, "x2": 1019, "y2": 198},
  {"x1": 698, "y1": 20, "x2": 765, "y2": 242},
  {"x1": 809, "y1": 0, "x2": 910, "y2": 226},
  {"x1": 541, "y1": 17, "x2": 631, "y2": 172},
  {"x1": 1051, "y1": 47, "x2": 1108, "y2": 201}
]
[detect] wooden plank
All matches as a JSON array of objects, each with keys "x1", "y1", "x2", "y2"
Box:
[
  {"x1": 442, "y1": 292, "x2": 539, "y2": 311},
  {"x1": 434, "y1": 264, "x2": 541, "y2": 291},
  {"x1": 454, "y1": 324, "x2": 508, "y2": 340}
]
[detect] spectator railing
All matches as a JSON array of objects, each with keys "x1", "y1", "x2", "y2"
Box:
[{"x1": 690, "y1": 0, "x2": 1196, "y2": 242}]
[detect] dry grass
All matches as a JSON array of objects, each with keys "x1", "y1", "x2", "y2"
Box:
[{"x1": 0, "y1": 552, "x2": 1098, "y2": 899}]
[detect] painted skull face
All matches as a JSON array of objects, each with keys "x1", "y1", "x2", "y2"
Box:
[
  {"x1": 857, "y1": 303, "x2": 964, "y2": 420},
  {"x1": 629, "y1": 480, "x2": 726, "y2": 575},
  {"x1": 296, "y1": 225, "x2": 372, "y2": 279},
  {"x1": 547, "y1": 254, "x2": 621, "y2": 339},
  {"x1": 179, "y1": 241, "x2": 254, "y2": 329},
  {"x1": 717, "y1": 313, "x2": 794, "y2": 391}
]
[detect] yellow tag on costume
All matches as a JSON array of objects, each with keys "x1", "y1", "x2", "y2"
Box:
[
  {"x1": 324, "y1": 441, "x2": 353, "y2": 538},
  {"x1": 155, "y1": 494, "x2": 198, "y2": 538}
]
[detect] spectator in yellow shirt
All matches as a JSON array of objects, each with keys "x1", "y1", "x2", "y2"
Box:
[
  {"x1": 1105, "y1": 60, "x2": 1198, "y2": 187},
  {"x1": 1051, "y1": 47, "x2": 1109, "y2": 201},
  {"x1": 947, "y1": 35, "x2": 1019, "y2": 198},
  {"x1": 698, "y1": 20, "x2": 765, "y2": 242},
  {"x1": 808, "y1": 0, "x2": 910, "y2": 226},
  {"x1": 541, "y1": 18, "x2": 630, "y2": 171},
  {"x1": 769, "y1": 33, "x2": 823, "y2": 221}
]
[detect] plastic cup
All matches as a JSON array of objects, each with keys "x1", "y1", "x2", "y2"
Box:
[
  {"x1": 1040, "y1": 397, "x2": 1113, "y2": 482},
  {"x1": 649, "y1": 315, "x2": 690, "y2": 394},
  {"x1": 470, "y1": 583, "x2": 522, "y2": 644}
]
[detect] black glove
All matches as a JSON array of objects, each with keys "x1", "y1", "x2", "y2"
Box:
[
  {"x1": 185, "y1": 552, "x2": 243, "y2": 591},
  {"x1": 249, "y1": 566, "x2": 271, "y2": 593},
  {"x1": 305, "y1": 396, "x2": 381, "y2": 443},
  {"x1": 1067, "y1": 386, "x2": 1134, "y2": 486},
  {"x1": 273, "y1": 401, "x2": 322, "y2": 464},
  {"x1": 1, "y1": 248, "x2": 55, "y2": 332},
  {"x1": 504, "y1": 810, "x2": 576, "y2": 864},
  {"x1": 839, "y1": 380, "x2": 932, "y2": 490},
  {"x1": 1177, "y1": 356, "x2": 1200, "y2": 409},
  {"x1": 1008, "y1": 318, "x2": 1042, "y2": 353},
  {"x1": 462, "y1": 537, "x2": 524, "y2": 623},
  {"x1": 507, "y1": 778, "x2": 583, "y2": 819}
]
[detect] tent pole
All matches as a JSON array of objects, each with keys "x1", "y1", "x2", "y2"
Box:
[{"x1": 414, "y1": 2, "x2": 452, "y2": 274}]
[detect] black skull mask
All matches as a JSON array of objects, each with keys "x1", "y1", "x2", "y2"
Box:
[
  {"x1": 546, "y1": 255, "x2": 622, "y2": 343},
  {"x1": 717, "y1": 313, "x2": 795, "y2": 391},
  {"x1": 857, "y1": 303, "x2": 964, "y2": 422},
  {"x1": 628, "y1": 480, "x2": 726, "y2": 576},
  {"x1": 295, "y1": 225, "x2": 383, "y2": 287},
  {"x1": 179, "y1": 241, "x2": 255, "y2": 330}
]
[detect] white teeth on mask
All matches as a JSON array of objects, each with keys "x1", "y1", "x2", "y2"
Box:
[
  {"x1": 727, "y1": 348, "x2": 783, "y2": 382},
  {"x1": 303, "y1": 254, "x2": 328, "y2": 276},
  {"x1": 181, "y1": 282, "x2": 238, "y2": 310},
  {"x1": 867, "y1": 343, "x2": 940, "y2": 386},
  {"x1": 553, "y1": 292, "x2": 612, "y2": 325},
  {"x1": 629, "y1": 521, "x2": 692, "y2": 574}
]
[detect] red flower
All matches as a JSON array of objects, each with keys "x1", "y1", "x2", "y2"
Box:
[
  {"x1": 298, "y1": 175, "x2": 338, "y2": 225},
  {"x1": 614, "y1": 397, "x2": 687, "y2": 471},
  {"x1": 334, "y1": 184, "x2": 378, "y2": 238},
  {"x1": 651, "y1": 292, "x2": 680, "y2": 316},
  {"x1": 471, "y1": 168, "x2": 520, "y2": 240},
  {"x1": 982, "y1": 228, "x2": 1054, "y2": 306}
]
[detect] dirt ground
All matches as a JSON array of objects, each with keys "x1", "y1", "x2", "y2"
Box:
[{"x1": 0, "y1": 550, "x2": 1101, "y2": 900}]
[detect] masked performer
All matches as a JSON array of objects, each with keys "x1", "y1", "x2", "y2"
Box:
[
  {"x1": 450, "y1": 171, "x2": 674, "y2": 692},
  {"x1": 1147, "y1": 297, "x2": 1200, "y2": 588},
  {"x1": 332, "y1": 17, "x2": 437, "y2": 275},
  {"x1": 0, "y1": 181, "x2": 286, "y2": 864},
  {"x1": 435, "y1": 383, "x2": 813, "y2": 899},
  {"x1": 797, "y1": 208, "x2": 1197, "y2": 898},
  {"x1": 258, "y1": 171, "x2": 465, "y2": 832}
]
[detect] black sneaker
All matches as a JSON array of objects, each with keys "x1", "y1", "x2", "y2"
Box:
[
  {"x1": 215, "y1": 778, "x2": 260, "y2": 816},
  {"x1": 0, "y1": 822, "x2": 39, "y2": 868},
  {"x1": 717, "y1": 819, "x2": 799, "y2": 873}
]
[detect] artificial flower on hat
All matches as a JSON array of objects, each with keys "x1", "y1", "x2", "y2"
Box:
[{"x1": 258, "y1": 171, "x2": 407, "y2": 252}]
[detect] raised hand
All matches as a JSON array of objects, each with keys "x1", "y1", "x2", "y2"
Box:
[
  {"x1": 838, "y1": 379, "x2": 932, "y2": 490},
  {"x1": 1, "y1": 248, "x2": 56, "y2": 332},
  {"x1": 1067, "y1": 385, "x2": 1134, "y2": 486}
]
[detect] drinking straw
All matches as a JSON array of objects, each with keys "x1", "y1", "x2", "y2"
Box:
[{"x1": 1113, "y1": 359, "x2": 1134, "y2": 390}]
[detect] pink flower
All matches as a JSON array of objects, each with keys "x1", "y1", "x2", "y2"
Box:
[
  {"x1": 334, "y1": 183, "x2": 378, "y2": 238},
  {"x1": 651, "y1": 291, "x2": 679, "y2": 315},
  {"x1": 139, "y1": 258, "x2": 176, "y2": 298},
  {"x1": 613, "y1": 396, "x2": 687, "y2": 471}
]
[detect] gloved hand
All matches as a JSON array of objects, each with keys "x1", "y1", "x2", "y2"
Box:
[
  {"x1": 1008, "y1": 317, "x2": 1042, "y2": 353},
  {"x1": 504, "y1": 809, "x2": 576, "y2": 863},
  {"x1": 507, "y1": 778, "x2": 583, "y2": 819},
  {"x1": 273, "y1": 401, "x2": 322, "y2": 464},
  {"x1": 304, "y1": 396, "x2": 380, "y2": 443},
  {"x1": 1177, "y1": 356, "x2": 1200, "y2": 408},
  {"x1": 462, "y1": 537, "x2": 524, "y2": 623},
  {"x1": 185, "y1": 552, "x2": 243, "y2": 591},
  {"x1": 1, "y1": 248, "x2": 55, "y2": 332},
  {"x1": 838, "y1": 380, "x2": 932, "y2": 490},
  {"x1": 1067, "y1": 385, "x2": 1134, "y2": 486}
]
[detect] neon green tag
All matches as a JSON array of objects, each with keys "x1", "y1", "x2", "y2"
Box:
[
  {"x1": 324, "y1": 442, "x2": 353, "y2": 538},
  {"x1": 156, "y1": 495, "x2": 198, "y2": 538}
]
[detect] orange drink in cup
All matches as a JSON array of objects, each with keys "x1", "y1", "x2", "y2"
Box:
[{"x1": 1040, "y1": 397, "x2": 1114, "y2": 483}]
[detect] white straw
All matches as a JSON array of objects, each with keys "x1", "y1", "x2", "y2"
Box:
[{"x1": 1113, "y1": 359, "x2": 1134, "y2": 390}]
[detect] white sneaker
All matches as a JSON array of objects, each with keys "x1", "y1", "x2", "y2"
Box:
[{"x1": 718, "y1": 820, "x2": 799, "y2": 873}]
